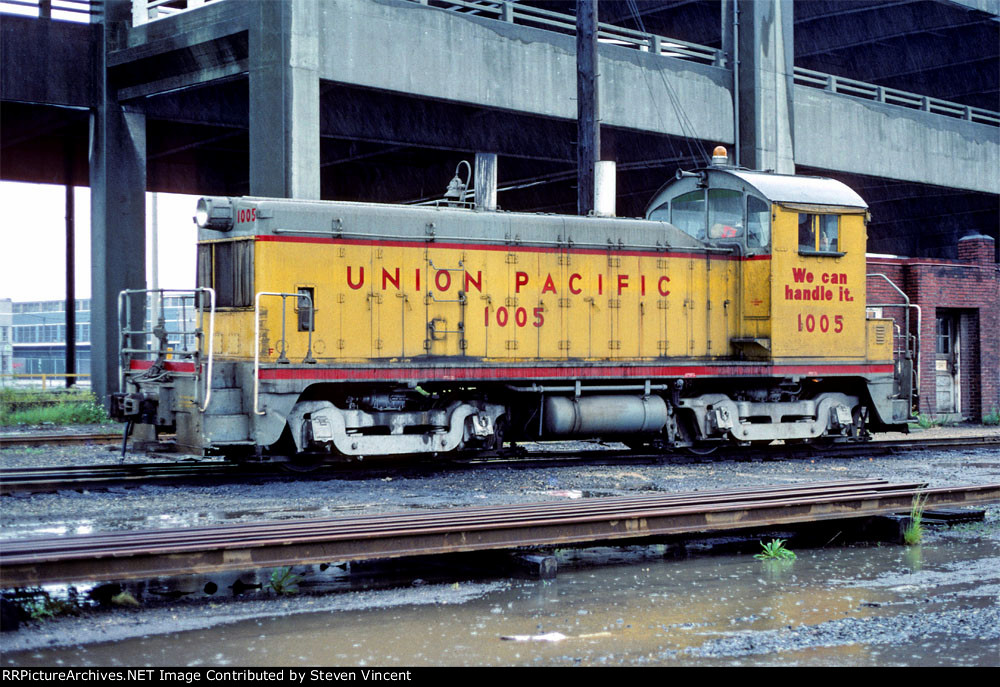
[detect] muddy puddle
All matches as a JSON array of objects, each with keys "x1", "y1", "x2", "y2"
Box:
[{"x1": 5, "y1": 530, "x2": 998, "y2": 667}]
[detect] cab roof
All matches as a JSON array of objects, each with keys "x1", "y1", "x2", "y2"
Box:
[{"x1": 645, "y1": 167, "x2": 868, "y2": 215}]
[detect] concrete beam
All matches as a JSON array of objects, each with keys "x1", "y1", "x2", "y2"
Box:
[
  {"x1": 316, "y1": 0, "x2": 733, "y2": 146},
  {"x1": 0, "y1": 16, "x2": 96, "y2": 108},
  {"x1": 794, "y1": 86, "x2": 1000, "y2": 195},
  {"x1": 939, "y1": 0, "x2": 1000, "y2": 15}
]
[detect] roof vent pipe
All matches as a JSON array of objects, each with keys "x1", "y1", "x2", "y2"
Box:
[
  {"x1": 594, "y1": 160, "x2": 616, "y2": 217},
  {"x1": 474, "y1": 153, "x2": 497, "y2": 211}
]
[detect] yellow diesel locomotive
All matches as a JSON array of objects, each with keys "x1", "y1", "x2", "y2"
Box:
[{"x1": 112, "y1": 156, "x2": 910, "y2": 460}]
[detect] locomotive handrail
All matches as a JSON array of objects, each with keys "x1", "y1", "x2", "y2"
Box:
[
  {"x1": 276, "y1": 225, "x2": 735, "y2": 255},
  {"x1": 253, "y1": 291, "x2": 315, "y2": 417},
  {"x1": 117, "y1": 287, "x2": 215, "y2": 411},
  {"x1": 868, "y1": 273, "x2": 921, "y2": 417}
]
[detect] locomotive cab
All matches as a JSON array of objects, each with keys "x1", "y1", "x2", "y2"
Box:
[{"x1": 645, "y1": 157, "x2": 909, "y2": 435}]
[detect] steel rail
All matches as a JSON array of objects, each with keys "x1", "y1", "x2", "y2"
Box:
[
  {"x1": 2, "y1": 481, "x2": 997, "y2": 587},
  {"x1": 0, "y1": 432, "x2": 121, "y2": 447},
  {"x1": 7, "y1": 480, "x2": 914, "y2": 553},
  {"x1": 1, "y1": 434, "x2": 996, "y2": 494}
]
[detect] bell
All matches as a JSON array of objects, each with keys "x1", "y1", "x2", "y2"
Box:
[{"x1": 444, "y1": 175, "x2": 466, "y2": 201}]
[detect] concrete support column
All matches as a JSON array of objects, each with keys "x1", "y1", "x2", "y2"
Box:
[
  {"x1": 249, "y1": 0, "x2": 320, "y2": 199},
  {"x1": 737, "y1": 0, "x2": 795, "y2": 174},
  {"x1": 90, "y1": 0, "x2": 146, "y2": 405}
]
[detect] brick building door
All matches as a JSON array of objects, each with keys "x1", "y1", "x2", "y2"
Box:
[{"x1": 935, "y1": 312, "x2": 960, "y2": 415}]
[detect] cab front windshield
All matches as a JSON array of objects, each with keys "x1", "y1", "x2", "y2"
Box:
[{"x1": 649, "y1": 188, "x2": 770, "y2": 252}]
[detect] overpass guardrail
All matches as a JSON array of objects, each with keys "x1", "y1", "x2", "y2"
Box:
[
  {"x1": 413, "y1": 0, "x2": 999, "y2": 129},
  {"x1": 794, "y1": 67, "x2": 999, "y2": 127}
]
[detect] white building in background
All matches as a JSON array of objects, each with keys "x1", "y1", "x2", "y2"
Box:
[
  {"x1": 9, "y1": 297, "x2": 195, "y2": 379},
  {"x1": 0, "y1": 298, "x2": 12, "y2": 375}
]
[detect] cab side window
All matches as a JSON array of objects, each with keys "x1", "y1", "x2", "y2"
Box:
[
  {"x1": 798, "y1": 213, "x2": 817, "y2": 252},
  {"x1": 798, "y1": 213, "x2": 841, "y2": 254},
  {"x1": 746, "y1": 196, "x2": 770, "y2": 251},
  {"x1": 819, "y1": 215, "x2": 839, "y2": 252}
]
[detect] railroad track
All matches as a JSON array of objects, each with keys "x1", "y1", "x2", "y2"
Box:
[
  {"x1": 0, "y1": 431, "x2": 122, "y2": 448},
  {"x1": 2, "y1": 434, "x2": 997, "y2": 494},
  {"x1": 2, "y1": 479, "x2": 998, "y2": 587}
]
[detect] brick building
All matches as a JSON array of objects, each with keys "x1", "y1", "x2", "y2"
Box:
[{"x1": 867, "y1": 235, "x2": 998, "y2": 422}]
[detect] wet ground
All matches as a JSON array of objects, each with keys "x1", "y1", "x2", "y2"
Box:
[
  {"x1": 1, "y1": 426, "x2": 999, "y2": 666},
  {"x1": 4, "y1": 525, "x2": 998, "y2": 666}
]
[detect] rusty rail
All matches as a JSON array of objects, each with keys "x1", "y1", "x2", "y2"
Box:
[{"x1": 2, "y1": 480, "x2": 997, "y2": 587}]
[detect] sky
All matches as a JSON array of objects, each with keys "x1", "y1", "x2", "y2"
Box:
[{"x1": 0, "y1": 181, "x2": 198, "y2": 303}]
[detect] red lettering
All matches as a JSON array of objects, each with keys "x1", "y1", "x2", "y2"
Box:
[
  {"x1": 435, "y1": 270, "x2": 451, "y2": 292},
  {"x1": 541, "y1": 274, "x2": 557, "y2": 294},
  {"x1": 569, "y1": 274, "x2": 582, "y2": 295},
  {"x1": 533, "y1": 306, "x2": 545, "y2": 327},
  {"x1": 515, "y1": 307, "x2": 527, "y2": 327},
  {"x1": 515, "y1": 272, "x2": 529, "y2": 293},
  {"x1": 347, "y1": 266, "x2": 365, "y2": 290},
  {"x1": 382, "y1": 268, "x2": 400, "y2": 291},
  {"x1": 792, "y1": 267, "x2": 810, "y2": 283},
  {"x1": 617, "y1": 274, "x2": 629, "y2": 295},
  {"x1": 464, "y1": 271, "x2": 482, "y2": 293},
  {"x1": 641, "y1": 275, "x2": 646, "y2": 296},
  {"x1": 657, "y1": 276, "x2": 671, "y2": 297},
  {"x1": 415, "y1": 268, "x2": 421, "y2": 291},
  {"x1": 496, "y1": 307, "x2": 509, "y2": 326},
  {"x1": 598, "y1": 274, "x2": 603, "y2": 295}
]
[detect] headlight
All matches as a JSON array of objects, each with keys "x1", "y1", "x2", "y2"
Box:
[{"x1": 194, "y1": 197, "x2": 234, "y2": 231}]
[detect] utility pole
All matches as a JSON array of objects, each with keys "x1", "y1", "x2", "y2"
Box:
[
  {"x1": 577, "y1": 0, "x2": 599, "y2": 216},
  {"x1": 64, "y1": 141, "x2": 76, "y2": 388}
]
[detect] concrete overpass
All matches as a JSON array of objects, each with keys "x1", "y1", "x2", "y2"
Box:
[{"x1": 1, "y1": 0, "x2": 997, "y2": 402}]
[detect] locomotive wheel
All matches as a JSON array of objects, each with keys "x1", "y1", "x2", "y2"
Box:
[
  {"x1": 685, "y1": 444, "x2": 718, "y2": 456},
  {"x1": 849, "y1": 406, "x2": 868, "y2": 439},
  {"x1": 484, "y1": 415, "x2": 508, "y2": 451}
]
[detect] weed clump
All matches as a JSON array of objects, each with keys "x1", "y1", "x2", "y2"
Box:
[
  {"x1": 268, "y1": 567, "x2": 302, "y2": 595},
  {"x1": 904, "y1": 493, "x2": 928, "y2": 546},
  {"x1": 754, "y1": 538, "x2": 797, "y2": 561}
]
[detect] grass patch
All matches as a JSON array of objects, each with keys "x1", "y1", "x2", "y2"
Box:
[
  {"x1": 268, "y1": 567, "x2": 302, "y2": 595},
  {"x1": 0, "y1": 388, "x2": 110, "y2": 426},
  {"x1": 983, "y1": 407, "x2": 1000, "y2": 426},
  {"x1": 754, "y1": 538, "x2": 797, "y2": 561},
  {"x1": 904, "y1": 493, "x2": 928, "y2": 546}
]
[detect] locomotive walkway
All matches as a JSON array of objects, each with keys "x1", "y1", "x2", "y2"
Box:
[{"x1": 2, "y1": 479, "x2": 998, "y2": 587}]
